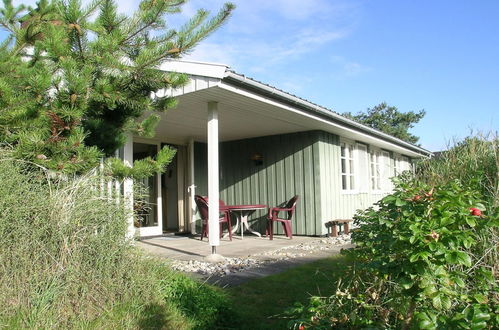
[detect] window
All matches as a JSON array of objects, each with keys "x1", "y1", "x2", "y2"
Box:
[
  {"x1": 395, "y1": 155, "x2": 412, "y2": 174},
  {"x1": 381, "y1": 150, "x2": 392, "y2": 191},
  {"x1": 356, "y1": 144, "x2": 369, "y2": 192},
  {"x1": 370, "y1": 150, "x2": 382, "y2": 190},
  {"x1": 401, "y1": 156, "x2": 412, "y2": 172},
  {"x1": 341, "y1": 142, "x2": 355, "y2": 190}
]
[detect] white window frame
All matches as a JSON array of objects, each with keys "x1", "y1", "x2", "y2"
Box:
[
  {"x1": 381, "y1": 150, "x2": 393, "y2": 191},
  {"x1": 356, "y1": 143, "x2": 369, "y2": 193},
  {"x1": 369, "y1": 148, "x2": 382, "y2": 192},
  {"x1": 401, "y1": 156, "x2": 412, "y2": 173},
  {"x1": 394, "y1": 154, "x2": 412, "y2": 175},
  {"x1": 340, "y1": 140, "x2": 356, "y2": 192}
]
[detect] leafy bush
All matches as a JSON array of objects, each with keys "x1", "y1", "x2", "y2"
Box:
[
  {"x1": 0, "y1": 153, "x2": 236, "y2": 329},
  {"x1": 291, "y1": 180, "x2": 498, "y2": 329},
  {"x1": 290, "y1": 135, "x2": 498, "y2": 329}
]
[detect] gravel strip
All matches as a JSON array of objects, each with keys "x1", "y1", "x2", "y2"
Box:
[{"x1": 170, "y1": 234, "x2": 352, "y2": 277}]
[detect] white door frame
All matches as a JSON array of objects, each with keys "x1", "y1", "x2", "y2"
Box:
[{"x1": 134, "y1": 138, "x2": 164, "y2": 237}]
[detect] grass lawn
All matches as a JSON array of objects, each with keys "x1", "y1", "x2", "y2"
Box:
[{"x1": 226, "y1": 255, "x2": 353, "y2": 329}]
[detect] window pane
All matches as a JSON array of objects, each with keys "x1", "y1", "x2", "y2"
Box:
[
  {"x1": 342, "y1": 175, "x2": 347, "y2": 190},
  {"x1": 341, "y1": 145, "x2": 346, "y2": 157},
  {"x1": 341, "y1": 159, "x2": 346, "y2": 173},
  {"x1": 350, "y1": 175, "x2": 355, "y2": 189},
  {"x1": 349, "y1": 160, "x2": 354, "y2": 174}
]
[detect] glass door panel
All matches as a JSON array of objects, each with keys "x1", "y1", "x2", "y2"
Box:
[{"x1": 133, "y1": 142, "x2": 162, "y2": 236}]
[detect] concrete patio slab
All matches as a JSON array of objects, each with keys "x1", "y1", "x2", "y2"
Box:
[
  {"x1": 138, "y1": 234, "x2": 354, "y2": 287},
  {"x1": 137, "y1": 235, "x2": 325, "y2": 261}
]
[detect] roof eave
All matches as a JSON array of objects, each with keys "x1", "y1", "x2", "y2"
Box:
[{"x1": 223, "y1": 71, "x2": 432, "y2": 157}]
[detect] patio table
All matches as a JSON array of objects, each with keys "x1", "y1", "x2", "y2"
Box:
[{"x1": 222, "y1": 204, "x2": 267, "y2": 239}]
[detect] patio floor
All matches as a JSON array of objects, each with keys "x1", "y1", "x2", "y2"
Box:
[
  {"x1": 138, "y1": 234, "x2": 354, "y2": 286},
  {"x1": 137, "y1": 234, "x2": 326, "y2": 261}
]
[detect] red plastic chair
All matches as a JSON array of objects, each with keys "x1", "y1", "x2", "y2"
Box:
[
  {"x1": 195, "y1": 195, "x2": 233, "y2": 241},
  {"x1": 266, "y1": 195, "x2": 299, "y2": 240}
]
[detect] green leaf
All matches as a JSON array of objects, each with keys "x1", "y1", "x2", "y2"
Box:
[
  {"x1": 440, "y1": 216, "x2": 455, "y2": 226},
  {"x1": 474, "y1": 203, "x2": 486, "y2": 211},
  {"x1": 382, "y1": 195, "x2": 396, "y2": 203},
  {"x1": 409, "y1": 253, "x2": 419, "y2": 263},
  {"x1": 470, "y1": 322, "x2": 487, "y2": 330},
  {"x1": 423, "y1": 285, "x2": 438, "y2": 297},
  {"x1": 454, "y1": 277, "x2": 465, "y2": 288},
  {"x1": 409, "y1": 223, "x2": 420, "y2": 233},
  {"x1": 418, "y1": 319, "x2": 435, "y2": 329},
  {"x1": 400, "y1": 277, "x2": 414, "y2": 289},
  {"x1": 456, "y1": 251, "x2": 472, "y2": 267},
  {"x1": 434, "y1": 266, "x2": 447, "y2": 276},
  {"x1": 441, "y1": 295, "x2": 452, "y2": 310},
  {"x1": 419, "y1": 251, "x2": 431, "y2": 260},
  {"x1": 445, "y1": 252, "x2": 458, "y2": 264},
  {"x1": 466, "y1": 217, "x2": 477, "y2": 227},
  {"x1": 472, "y1": 312, "x2": 490, "y2": 322},
  {"x1": 432, "y1": 295, "x2": 442, "y2": 309},
  {"x1": 463, "y1": 238, "x2": 472, "y2": 249},
  {"x1": 446, "y1": 251, "x2": 471, "y2": 267},
  {"x1": 473, "y1": 294, "x2": 488, "y2": 304},
  {"x1": 415, "y1": 312, "x2": 436, "y2": 330},
  {"x1": 395, "y1": 198, "x2": 407, "y2": 206}
]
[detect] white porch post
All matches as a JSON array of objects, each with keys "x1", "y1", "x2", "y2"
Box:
[
  {"x1": 207, "y1": 101, "x2": 220, "y2": 254},
  {"x1": 188, "y1": 138, "x2": 197, "y2": 234},
  {"x1": 123, "y1": 134, "x2": 135, "y2": 239}
]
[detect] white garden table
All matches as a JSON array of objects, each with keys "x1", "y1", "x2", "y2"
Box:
[{"x1": 222, "y1": 204, "x2": 267, "y2": 239}]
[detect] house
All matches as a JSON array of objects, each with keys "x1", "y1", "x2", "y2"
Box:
[{"x1": 121, "y1": 60, "x2": 432, "y2": 244}]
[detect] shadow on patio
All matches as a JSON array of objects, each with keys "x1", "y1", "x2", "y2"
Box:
[{"x1": 137, "y1": 235, "x2": 327, "y2": 262}]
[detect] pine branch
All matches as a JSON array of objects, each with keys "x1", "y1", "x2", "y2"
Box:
[
  {"x1": 0, "y1": 0, "x2": 233, "y2": 176},
  {"x1": 120, "y1": 0, "x2": 173, "y2": 46}
]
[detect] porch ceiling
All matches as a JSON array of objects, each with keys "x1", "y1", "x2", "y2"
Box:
[{"x1": 153, "y1": 85, "x2": 311, "y2": 144}]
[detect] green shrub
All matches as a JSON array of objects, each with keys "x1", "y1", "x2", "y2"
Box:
[
  {"x1": 0, "y1": 153, "x2": 236, "y2": 329},
  {"x1": 291, "y1": 179, "x2": 498, "y2": 329},
  {"x1": 290, "y1": 134, "x2": 498, "y2": 329}
]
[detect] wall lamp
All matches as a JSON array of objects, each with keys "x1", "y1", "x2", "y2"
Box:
[{"x1": 250, "y1": 152, "x2": 264, "y2": 166}]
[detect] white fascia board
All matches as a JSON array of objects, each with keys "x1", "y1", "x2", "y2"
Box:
[
  {"x1": 217, "y1": 81, "x2": 427, "y2": 158},
  {"x1": 160, "y1": 60, "x2": 228, "y2": 79}
]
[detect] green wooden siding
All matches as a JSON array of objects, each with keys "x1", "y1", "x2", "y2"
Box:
[
  {"x1": 194, "y1": 131, "x2": 322, "y2": 236},
  {"x1": 317, "y1": 131, "x2": 386, "y2": 233},
  {"x1": 194, "y1": 130, "x2": 394, "y2": 236}
]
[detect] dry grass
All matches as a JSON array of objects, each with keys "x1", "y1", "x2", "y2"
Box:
[{"x1": 0, "y1": 153, "x2": 234, "y2": 329}]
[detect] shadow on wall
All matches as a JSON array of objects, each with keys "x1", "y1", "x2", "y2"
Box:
[{"x1": 194, "y1": 130, "x2": 330, "y2": 236}]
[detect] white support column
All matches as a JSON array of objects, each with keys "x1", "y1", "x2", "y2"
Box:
[
  {"x1": 188, "y1": 138, "x2": 197, "y2": 234},
  {"x1": 207, "y1": 101, "x2": 220, "y2": 253},
  {"x1": 123, "y1": 134, "x2": 135, "y2": 239}
]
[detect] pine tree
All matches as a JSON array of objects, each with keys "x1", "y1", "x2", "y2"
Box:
[{"x1": 0, "y1": 0, "x2": 234, "y2": 176}]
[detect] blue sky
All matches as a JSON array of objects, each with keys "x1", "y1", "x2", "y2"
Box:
[{"x1": 8, "y1": 0, "x2": 499, "y2": 151}]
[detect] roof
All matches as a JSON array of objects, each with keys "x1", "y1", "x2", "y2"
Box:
[{"x1": 160, "y1": 60, "x2": 433, "y2": 157}]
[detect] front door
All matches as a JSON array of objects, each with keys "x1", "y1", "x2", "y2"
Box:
[{"x1": 133, "y1": 141, "x2": 163, "y2": 236}]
